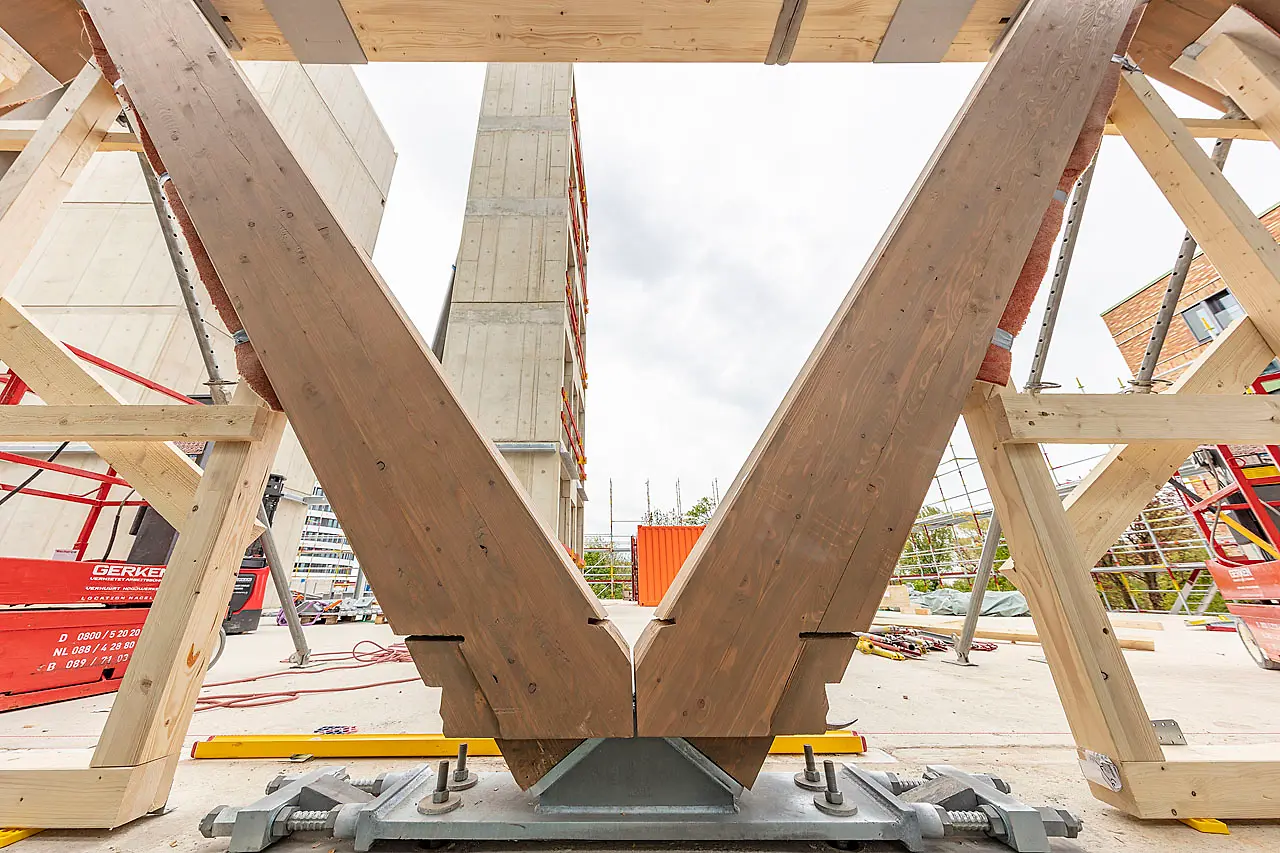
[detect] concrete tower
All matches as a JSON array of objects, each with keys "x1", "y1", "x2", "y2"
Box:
[{"x1": 442, "y1": 63, "x2": 589, "y2": 558}]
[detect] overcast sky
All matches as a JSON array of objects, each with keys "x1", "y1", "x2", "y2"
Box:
[{"x1": 354, "y1": 63, "x2": 1280, "y2": 539}]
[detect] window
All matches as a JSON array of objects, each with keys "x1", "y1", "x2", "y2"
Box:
[{"x1": 1182, "y1": 289, "x2": 1244, "y2": 343}]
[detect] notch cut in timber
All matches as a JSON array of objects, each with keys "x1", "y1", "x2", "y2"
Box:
[{"x1": 633, "y1": 0, "x2": 1138, "y2": 758}]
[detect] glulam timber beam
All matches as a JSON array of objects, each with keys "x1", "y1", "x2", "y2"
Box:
[
  {"x1": 0, "y1": 404, "x2": 270, "y2": 442},
  {"x1": 993, "y1": 392, "x2": 1280, "y2": 444},
  {"x1": 632, "y1": 0, "x2": 1138, "y2": 768},
  {"x1": 84, "y1": 0, "x2": 634, "y2": 776}
]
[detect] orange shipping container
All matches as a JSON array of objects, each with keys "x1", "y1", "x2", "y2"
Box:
[{"x1": 634, "y1": 525, "x2": 705, "y2": 606}]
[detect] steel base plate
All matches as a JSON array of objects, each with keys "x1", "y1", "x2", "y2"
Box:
[{"x1": 354, "y1": 766, "x2": 924, "y2": 851}]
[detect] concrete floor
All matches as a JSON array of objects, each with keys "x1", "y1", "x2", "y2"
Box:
[{"x1": 4, "y1": 602, "x2": 1279, "y2": 852}]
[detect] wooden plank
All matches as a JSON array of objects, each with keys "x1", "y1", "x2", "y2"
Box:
[
  {"x1": 633, "y1": 0, "x2": 1137, "y2": 741},
  {"x1": 86, "y1": 0, "x2": 634, "y2": 752},
  {"x1": 992, "y1": 392, "x2": 1280, "y2": 444},
  {"x1": 0, "y1": 34, "x2": 31, "y2": 94},
  {"x1": 0, "y1": 29, "x2": 59, "y2": 113},
  {"x1": 0, "y1": 0, "x2": 87, "y2": 89},
  {"x1": 869, "y1": 614, "x2": 1158, "y2": 650},
  {"x1": 964, "y1": 382, "x2": 1164, "y2": 768},
  {"x1": 0, "y1": 755, "x2": 176, "y2": 829},
  {"x1": 1101, "y1": 748, "x2": 1280, "y2": 818},
  {"x1": 92, "y1": 385, "x2": 285, "y2": 768},
  {"x1": 1129, "y1": 0, "x2": 1280, "y2": 107},
  {"x1": 0, "y1": 298, "x2": 221, "y2": 534},
  {"x1": 1112, "y1": 70, "x2": 1280, "y2": 352},
  {"x1": 208, "y1": 0, "x2": 1021, "y2": 63},
  {"x1": 995, "y1": 318, "x2": 1274, "y2": 580},
  {"x1": 0, "y1": 404, "x2": 269, "y2": 441},
  {"x1": 1194, "y1": 31, "x2": 1280, "y2": 150},
  {"x1": 0, "y1": 119, "x2": 140, "y2": 152},
  {"x1": 875, "y1": 0, "x2": 980, "y2": 63},
  {"x1": 1102, "y1": 117, "x2": 1268, "y2": 139},
  {"x1": 0, "y1": 64, "x2": 123, "y2": 289}
]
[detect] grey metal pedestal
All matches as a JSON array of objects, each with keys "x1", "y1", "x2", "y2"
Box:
[{"x1": 201, "y1": 738, "x2": 1081, "y2": 853}]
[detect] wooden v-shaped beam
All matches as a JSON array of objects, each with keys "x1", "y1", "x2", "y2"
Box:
[
  {"x1": 84, "y1": 0, "x2": 634, "y2": 768},
  {"x1": 632, "y1": 0, "x2": 1139, "y2": 764}
]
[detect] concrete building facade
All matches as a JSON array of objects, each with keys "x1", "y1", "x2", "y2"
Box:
[
  {"x1": 441, "y1": 63, "x2": 590, "y2": 560},
  {"x1": 0, "y1": 63, "x2": 394, "y2": 573},
  {"x1": 1101, "y1": 203, "x2": 1280, "y2": 384}
]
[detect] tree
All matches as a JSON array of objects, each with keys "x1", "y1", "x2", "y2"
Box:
[{"x1": 684, "y1": 496, "x2": 717, "y2": 525}]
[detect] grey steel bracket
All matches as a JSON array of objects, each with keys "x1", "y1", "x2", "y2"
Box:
[
  {"x1": 200, "y1": 739, "x2": 1081, "y2": 853},
  {"x1": 1151, "y1": 718, "x2": 1187, "y2": 746}
]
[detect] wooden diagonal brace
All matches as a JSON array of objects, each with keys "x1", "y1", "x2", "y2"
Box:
[
  {"x1": 634, "y1": 0, "x2": 1139, "y2": 748},
  {"x1": 84, "y1": 0, "x2": 633, "y2": 761}
]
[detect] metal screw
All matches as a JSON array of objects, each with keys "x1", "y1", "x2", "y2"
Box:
[
  {"x1": 803, "y1": 745, "x2": 822, "y2": 783},
  {"x1": 945, "y1": 810, "x2": 991, "y2": 833},
  {"x1": 823, "y1": 760, "x2": 844, "y2": 805},
  {"x1": 433, "y1": 760, "x2": 451, "y2": 804},
  {"x1": 284, "y1": 809, "x2": 331, "y2": 832},
  {"x1": 453, "y1": 743, "x2": 469, "y2": 781}
]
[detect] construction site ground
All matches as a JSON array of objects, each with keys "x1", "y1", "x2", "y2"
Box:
[{"x1": 3, "y1": 601, "x2": 1277, "y2": 852}]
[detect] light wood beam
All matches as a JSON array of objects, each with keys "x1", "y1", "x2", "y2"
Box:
[
  {"x1": 0, "y1": 404, "x2": 269, "y2": 441},
  {"x1": 1103, "y1": 117, "x2": 1267, "y2": 140},
  {"x1": 1102, "y1": 743, "x2": 1280, "y2": 819},
  {"x1": 997, "y1": 318, "x2": 1274, "y2": 581},
  {"x1": 0, "y1": 754, "x2": 177, "y2": 828},
  {"x1": 1195, "y1": 32, "x2": 1280, "y2": 150},
  {"x1": 0, "y1": 298, "x2": 217, "y2": 534},
  {"x1": 92, "y1": 384, "x2": 285, "y2": 768},
  {"x1": 1111, "y1": 70, "x2": 1280, "y2": 351},
  {"x1": 85, "y1": 0, "x2": 634, "y2": 759},
  {"x1": 633, "y1": 0, "x2": 1138, "y2": 742},
  {"x1": 0, "y1": 119, "x2": 140, "y2": 152},
  {"x1": 0, "y1": 35, "x2": 31, "y2": 94},
  {"x1": 0, "y1": 63, "x2": 122, "y2": 289},
  {"x1": 965, "y1": 382, "x2": 1164, "y2": 772},
  {"x1": 993, "y1": 391, "x2": 1280, "y2": 444}
]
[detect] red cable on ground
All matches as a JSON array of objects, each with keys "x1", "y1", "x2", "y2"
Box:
[{"x1": 195, "y1": 641, "x2": 417, "y2": 712}]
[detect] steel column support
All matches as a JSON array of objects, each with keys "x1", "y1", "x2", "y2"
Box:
[{"x1": 1131, "y1": 105, "x2": 1243, "y2": 391}]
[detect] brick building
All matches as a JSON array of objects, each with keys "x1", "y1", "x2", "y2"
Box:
[{"x1": 1101, "y1": 202, "x2": 1280, "y2": 384}]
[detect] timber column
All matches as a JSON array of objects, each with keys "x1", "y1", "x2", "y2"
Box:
[{"x1": 443, "y1": 63, "x2": 590, "y2": 559}]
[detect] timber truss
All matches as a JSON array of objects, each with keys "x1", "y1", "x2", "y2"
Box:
[{"x1": 2, "y1": 0, "x2": 1280, "y2": 832}]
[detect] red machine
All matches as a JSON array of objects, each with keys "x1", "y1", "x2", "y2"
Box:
[
  {"x1": 1176, "y1": 369, "x2": 1280, "y2": 670},
  {"x1": 0, "y1": 346, "x2": 280, "y2": 710}
]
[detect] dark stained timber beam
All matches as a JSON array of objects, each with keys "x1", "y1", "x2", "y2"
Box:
[
  {"x1": 83, "y1": 0, "x2": 634, "y2": 781},
  {"x1": 634, "y1": 0, "x2": 1140, "y2": 764}
]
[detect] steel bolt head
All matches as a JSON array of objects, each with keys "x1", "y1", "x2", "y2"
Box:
[
  {"x1": 198, "y1": 806, "x2": 228, "y2": 838},
  {"x1": 1058, "y1": 808, "x2": 1084, "y2": 837}
]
